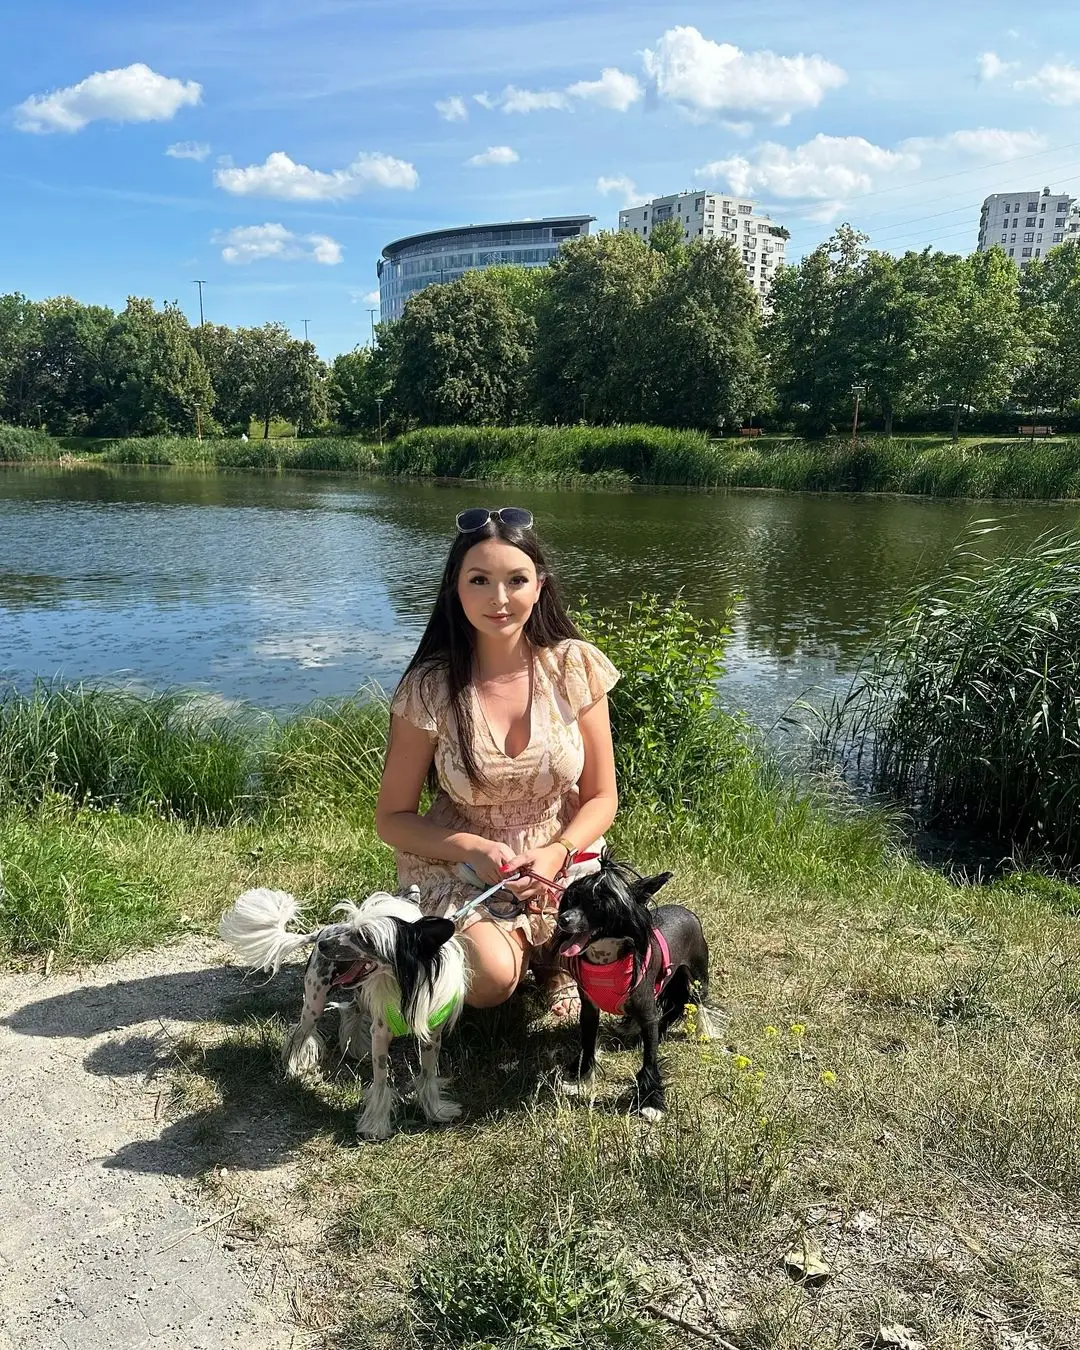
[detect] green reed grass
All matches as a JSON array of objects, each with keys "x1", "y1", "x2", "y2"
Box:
[
  {"x1": 826, "y1": 525, "x2": 1080, "y2": 866},
  {"x1": 0, "y1": 425, "x2": 57, "y2": 460}
]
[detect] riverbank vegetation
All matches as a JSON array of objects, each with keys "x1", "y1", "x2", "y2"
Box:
[
  {"x1": 3, "y1": 597, "x2": 1080, "y2": 1346},
  {"x1": 11, "y1": 422, "x2": 1080, "y2": 501},
  {"x1": 5, "y1": 227, "x2": 1080, "y2": 446}
]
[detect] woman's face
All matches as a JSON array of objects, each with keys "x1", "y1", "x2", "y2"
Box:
[{"x1": 456, "y1": 538, "x2": 544, "y2": 642}]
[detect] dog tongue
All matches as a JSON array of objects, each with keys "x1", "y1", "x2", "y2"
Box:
[{"x1": 559, "y1": 938, "x2": 587, "y2": 957}]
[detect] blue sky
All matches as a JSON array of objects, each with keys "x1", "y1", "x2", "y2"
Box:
[{"x1": 3, "y1": 0, "x2": 1079, "y2": 357}]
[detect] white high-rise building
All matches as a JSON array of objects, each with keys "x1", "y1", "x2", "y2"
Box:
[
  {"x1": 617, "y1": 190, "x2": 788, "y2": 301},
  {"x1": 977, "y1": 186, "x2": 1077, "y2": 267}
]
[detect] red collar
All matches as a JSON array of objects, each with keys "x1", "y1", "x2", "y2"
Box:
[{"x1": 570, "y1": 930, "x2": 673, "y2": 1016}]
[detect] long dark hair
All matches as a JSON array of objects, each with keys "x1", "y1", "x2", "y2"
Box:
[{"x1": 396, "y1": 514, "x2": 581, "y2": 789}]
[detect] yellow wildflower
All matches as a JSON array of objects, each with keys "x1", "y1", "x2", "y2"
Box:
[
  {"x1": 764, "y1": 1025, "x2": 779, "y2": 1038},
  {"x1": 820, "y1": 1070, "x2": 837, "y2": 1087},
  {"x1": 732, "y1": 1054, "x2": 753, "y2": 1072},
  {"x1": 790, "y1": 1023, "x2": 806, "y2": 1038}
]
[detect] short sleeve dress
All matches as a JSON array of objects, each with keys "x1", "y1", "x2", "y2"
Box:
[{"x1": 389, "y1": 638, "x2": 619, "y2": 948}]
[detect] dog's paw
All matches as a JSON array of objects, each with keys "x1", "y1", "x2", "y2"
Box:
[
  {"x1": 558, "y1": 1072, "x2": 597, "y2": 1098},
  {"x1": 638, "y1": 1105, "x2": 665, "y2": 1123},
  {"x1": 410, "y1": 1075, "x2": 463, "y2": 1123},
  {"x1": 281, "y1": 1026, "x2": 324, "y2": 1077},
  {"x1": 425, "y1": 1095, "x2": 463, "y2": 1123}
]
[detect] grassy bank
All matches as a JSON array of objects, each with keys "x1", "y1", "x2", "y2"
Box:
[
  {"x1": 4, "y1": 601, "x2": 1080, "y2": 1346},
  {"x1": 8, "y1": 422, "x2": 1080, "y2": 498}
]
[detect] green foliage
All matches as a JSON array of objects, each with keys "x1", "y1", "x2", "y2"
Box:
[
  {"x1": 412, "y1": 1203, "x2": 661, "y2": 1350},
  {"x1": 389, "y1": 269, "x2": 539, "y2": 426},
  {"x1": 1015, "y1": 242, "x2": 1080, "y2": 415},
  {"x1": 327, "y1": 346, "x2": 390, "y2": 434},
  {"x1": 262, "y1": 697, "x2": 389, "y2": 814},
  {"x1": 0, "y1": 425, "x2": 57, "y2": 460},
  {"x1": 579, "y1": 594, "x2": 746, "y2": 813},
  {"x1": 0, "y1": 684, "x2": 264, "y2": 823},
  {"x1": 826, "y1": 525, "x2": 1080, "y2": 864}
]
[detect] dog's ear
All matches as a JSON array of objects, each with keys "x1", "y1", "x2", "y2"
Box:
[
  {"x1": 638, "y1": 871, "x2": 672, "y2": 897},
  {"x1": 414, "y1": 916, "x2": 457, "y2": 957}
]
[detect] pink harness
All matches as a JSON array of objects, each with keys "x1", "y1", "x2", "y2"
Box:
[{"x1": 570, "y1": 930, "x2": 674, "y2": 1016}]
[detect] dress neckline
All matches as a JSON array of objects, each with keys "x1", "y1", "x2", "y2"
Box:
[{"x1": 472, "y1": 650, "x2": 536, "y2": 761}]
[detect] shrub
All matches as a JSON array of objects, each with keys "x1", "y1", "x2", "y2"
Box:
[{"x1": 826, "y1": 525, "x2": 1080, "y2": 864}]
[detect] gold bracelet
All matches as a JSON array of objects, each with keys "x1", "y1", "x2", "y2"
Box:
[{"x1": 554, "y1": 836, "x2": 576, "y2": 863}]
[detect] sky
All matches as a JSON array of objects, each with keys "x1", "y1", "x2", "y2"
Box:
[{"x1": 3, "y1": 0, "x2": 1080, "y2": 358}]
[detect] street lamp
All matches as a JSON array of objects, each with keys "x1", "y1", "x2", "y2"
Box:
[
  {"x1": 375, "y1": 396, "x2": 384, "y2": 447},
  {"x1": 851, "y1": 383, "x2": 868, "y2": 447},
  {"x1": 367, "y1": 309, "x2": 378, "y2": 347}
]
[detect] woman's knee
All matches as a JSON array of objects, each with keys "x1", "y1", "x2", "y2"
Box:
[{"x1": 461, "y1": 924, "x2": 527, "y2": 1008}]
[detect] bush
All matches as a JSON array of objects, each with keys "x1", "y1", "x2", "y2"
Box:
[{"x1": 826, "y1": 525, "x2": 1080, "y2": 864}]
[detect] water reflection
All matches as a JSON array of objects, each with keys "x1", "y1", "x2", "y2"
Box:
[{"x1": 2, "y1": 464, "x2": 1077, "y2": 726}]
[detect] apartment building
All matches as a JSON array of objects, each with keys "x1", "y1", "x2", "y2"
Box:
[
  {"x1": 617, "y1": 191, "x2": 788, "y2": 300},
  {"x1": 977, "y1": 186, "x2": 1077, "y2": 267}
]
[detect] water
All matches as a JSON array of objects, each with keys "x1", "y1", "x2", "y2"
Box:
[{"x1": 2, "y1": 465, "x2": 1078, "y2": 728}]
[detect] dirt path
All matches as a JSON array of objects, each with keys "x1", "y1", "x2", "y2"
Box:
[{"x1": 0, "y1": 938, "x2": 299, "y2": 1350}]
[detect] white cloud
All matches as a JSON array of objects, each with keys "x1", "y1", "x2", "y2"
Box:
[
  {"x1": 643, "y1": 27, "x2": 846, "y2": 124},
  {"x1": 977, "y1": 51, "x2": 1016, "y2": 81},
  {"x1": 597, "y1": 174, "x2": 650, "y2": 208},
  {"x1": 166, "y1": 140, "x2": 211, "y2": 161},
  {"x1": 14, "y1": 62, "x2": 201, "y2": 133},
  {"x1": 214, "y1": 149, "x2": 418, "y2": 200},
  {"x1": 698, "y1": 134, "x2": 917, "y2": 200},
  {"x1": 1016, "y1": 62, "x2": 1080, "y2": 105},
  {"x1": 466, "y1": 145, "x2": 519, "y2": 167},
  {"x1": 904, "y1": 127, "x2": 1046, "y2": 158},
  {"x1": 214, "y1": 223, "x2": 344, "y2": 265},
  {"x1": 566, "y1": 67, "x2": 643, "y2": 112},
  {"x1": 499, "y1": 85, "x2": 571, "y2": 113},
  {"x1": 349, "y1": 288, "x2": 381, "y2": 306},
  {"x1": 473, "y1": 92, "x2": 497, "y2": 110},
  {"x1": 435, "y1": 95, "x2": 468, "y2": 122}
]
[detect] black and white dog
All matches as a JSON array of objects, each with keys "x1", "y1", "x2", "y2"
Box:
[
  {"x1": 218, "y1": 887, "x2": 467, "y2": 1140},
  {"x1": 553, "y1": 852, "x2": 715, "y2": 1120}
]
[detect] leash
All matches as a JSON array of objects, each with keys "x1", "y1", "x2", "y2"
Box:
[{"x1": 446, "y1": 851, "x2": 600, "y2": 928}]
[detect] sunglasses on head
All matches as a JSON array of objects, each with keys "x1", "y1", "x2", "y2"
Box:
[{"x1": 455, "y1": 506, "x2": 534, "y2": 533}]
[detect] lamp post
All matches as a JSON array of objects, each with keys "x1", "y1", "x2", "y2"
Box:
[
  {"x1": 192, "y1": 280, "x2": 206, "y2": 326},
  {"x1": 302, "y1": 318, "x2": 311, "y2": 342},
  {"x1": 368, "y1": 308, "x2": 378, "y2": 347},
  {"x1": 375, "y1": 396, "x2": 384, "y2": 446},
  {"x1": 851, "y1": 383, "x2": 867, "y2": 447}
]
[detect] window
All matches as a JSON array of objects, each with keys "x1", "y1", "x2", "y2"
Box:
[
  {"x1": 738, "y1": 204, "x2": 752, "y2": 213},
  {"x1": 695, "y1": 198, "x2": 704, "y2": 211},
  {"x1": 1026, "y1": 217, "x2": 1037, "y2": 227},
  {"x1": 1056, "y1": 218, "x2": 1066, "y2": 228},
  {"x1": 1010, "y1": 248, "x2": 1015, "y2": 257},
  {"x1": 1011, "y1": 234, "x2": 1017, "y2": 243},
  {"x1": 1058, "y1": 202, "x2": 1069, "y2": 211},
  {"x1": 1037, "y1": 234, "x2": 1043, "y2": 243},
  {"x1": 1024, "y1": 232, "x2": 1034, "y2": 242},
  {"x1": 1000, "y1": 233, "x2": 1008, "y2": 243},
  {"x1": 1022, "y1": 247, "x2": 1032, "y2": 257},
  {"x1": 1028, "y1": 201, "x2": 1038, "y2": 211},
  {"x1": 1035, "y1": 248, "x2": 1041, "y2": 257},
  {"x1": 1041, "y1": 202, "x2": 1047, "y2": 213},
  {"x1": 1054, "y1": 232, "x2": 1064, "y2": 243}
]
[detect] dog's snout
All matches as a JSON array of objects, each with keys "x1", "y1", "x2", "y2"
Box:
[{"x1": 556, "y1": 908, "x2": 587, "y2": 933}]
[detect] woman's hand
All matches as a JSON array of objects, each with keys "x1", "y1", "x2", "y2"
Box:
[
  {"x1": 500, "y1": 844, "x2": 568, "y2": 908},
  {"x1": 463, "y1": 838, "x2": 518, "y2": 887}
]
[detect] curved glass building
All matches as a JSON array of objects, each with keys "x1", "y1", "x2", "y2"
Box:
[{"x1": 378, "y1": 216, "x2": 593, "y2": 321}]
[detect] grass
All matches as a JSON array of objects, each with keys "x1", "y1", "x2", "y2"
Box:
[
  {"x1": 4, "y1": 600, "x2": 1080, "y2": 1346},
  {"x1": 9, "y1": 421, "x2": 1080, "y2": 498}
]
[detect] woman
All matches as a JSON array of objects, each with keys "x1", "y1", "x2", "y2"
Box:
[{"x1": 375, "y1": 506, "x2": 619, "y2": 1018}]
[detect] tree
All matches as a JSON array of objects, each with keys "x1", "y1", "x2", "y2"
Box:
[
  {"x1": 94, "y1": 299, "x2": 212, "y2": 437},
  {"x1": 390, "y1": 268, "x2": 539, "y2": 425},
  {"x1": 764, "y1": 227, "x2": 867, "y2": 435},
  {"x1": 1014, "y1": 242, "x2": 1080, "y2": 416},
  {"x1": 641, "y1": 239, "x2": 765, "y2": 429},
  {"x1": 533, "y1": 232, "x2": 665, "y2": 423},
  {"x1": 847, "y1": 250, "x2": 928, "y2": 437},
  {"x1": 327, "y1": 346, "x2": 390, "y2": 433},
  {"x1": 648, "y1": 218, "x2": 688, "y2": 262},
  {"x1": 921, "y1": 248, "x2": 1021, "y2": 439}
]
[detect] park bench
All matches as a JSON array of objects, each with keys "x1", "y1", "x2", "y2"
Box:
[
  {"x1": 738, "y1": 427, "x2": 763, "y2": 437},
  {"x1": 1018, "y1": 425, "x2": 1055, "y2": 437}
]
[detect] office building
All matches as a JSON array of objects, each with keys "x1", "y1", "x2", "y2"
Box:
[
  {"x1": 617, "y1": 190, "x2": 788, "y2": 300},
  {"x1": 378, "y1": 216, "x2": 593, "y2": 321}
]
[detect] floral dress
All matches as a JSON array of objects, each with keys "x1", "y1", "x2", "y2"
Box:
[{"x1": 389, "y1": 639, "x2": 619, "y2": 948}]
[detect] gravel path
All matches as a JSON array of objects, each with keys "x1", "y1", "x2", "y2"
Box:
[{"x1": 0, "y1": 939, "x2": 299, "y2": 1350}]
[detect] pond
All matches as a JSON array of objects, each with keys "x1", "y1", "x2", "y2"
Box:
[{"x1": 2, "y1": 465, "x2": 1077, "y2": 730}]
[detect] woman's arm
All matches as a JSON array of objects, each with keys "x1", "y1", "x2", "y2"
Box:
[
  {"x1": 375, "y1": 715, "x2": 515, "y2": 884},
  {"x1": 504, "y1": 694, "x2": 619, "y2": 887}
]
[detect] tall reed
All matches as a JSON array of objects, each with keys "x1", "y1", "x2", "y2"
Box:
[{"x1": 825, "y1": 525, "x2": 1080, "y2": 864}]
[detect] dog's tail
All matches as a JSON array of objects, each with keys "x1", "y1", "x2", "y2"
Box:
[{"x1": 218, "y1": 888, "x2": 317, "y2": 975}]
